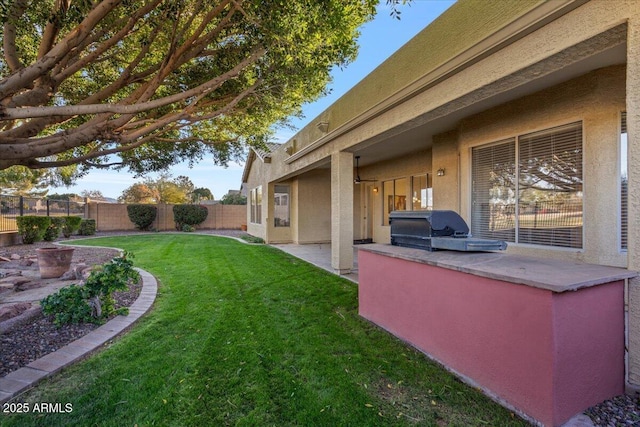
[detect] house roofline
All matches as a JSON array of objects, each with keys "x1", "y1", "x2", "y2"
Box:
[{"x1": 284, "y1": 0, "x2": 589, "y2": 165}]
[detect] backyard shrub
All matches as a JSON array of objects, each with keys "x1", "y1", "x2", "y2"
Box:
[
  {"x1": 78, "y1": 218, "x2": 96, "y2": 236},
  {"x1": 16, "y1": 216, "x2": 51, "y2": 244},
  {"x1": 126, "y1": 204, "x2": 157, "y2": 230},
  {"x1": 41, "y1": 252, "x2": 140, "y2": 327},
  {"x1": 43, "y1": 217, "x2": 65, "y2": 241},
  {"x1": 173, "y1": 204, "x2": 208, "y2": 230},
  {"x1": 62, "y1": 216, "x2": 83, "y2": 237}
]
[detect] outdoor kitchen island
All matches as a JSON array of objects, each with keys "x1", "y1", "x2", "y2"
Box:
[{"x1": 357, "y1": 244, "x2": 637, "y2": 427}]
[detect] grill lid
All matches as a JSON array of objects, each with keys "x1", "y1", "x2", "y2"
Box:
[{"x1": 389, "y1": 210, "x2": 507, "y2": 252}]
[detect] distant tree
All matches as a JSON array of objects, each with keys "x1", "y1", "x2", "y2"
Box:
[
  {"x1": 118, "y1": 183, "x2": 158, "y2": 204},
  {"x1": 119, "y1": 174, "x2": 198, "y2": 203},
  {"x1": 220, "y1": 193, "x2": 247, "y2": 205},
  {"x1": 191, "y1": 188, "x2": 214, "y2": 203},
  {"x1": 80, "y1": 190, "x2": 106, "y2": 200},
  {"x1": 151, "y1": 173, "x2": 190, "y2": 204},
  {"x1": 47, "y1": 193, "x2": 81, "y2": 201},
  {"x1": 174, "y1": 176, "x2": 196, "y2": 196},
  {"x1": 0, "y1": 166, "x2": 51, "y2": 196}
]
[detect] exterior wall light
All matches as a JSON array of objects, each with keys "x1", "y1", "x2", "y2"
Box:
[
  {"x1": 437, "y1": 168, "x2": 445, "y2": 176},
  {"x1": 317, "y1": 121, "x2": 329, "y2": 133},
  {"x1": 373, "y1": 187, "x2": 379, "y2": 193}
]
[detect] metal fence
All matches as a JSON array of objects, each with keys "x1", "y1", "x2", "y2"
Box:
[{"x1": 0, "y1": 194, "x2": 86, "y2": 233}]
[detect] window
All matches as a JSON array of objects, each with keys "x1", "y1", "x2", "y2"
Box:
[
  {"x1": 412, "y1": 174, "x2": 433, "y2": 210},
  {"x1": 250, "y1": 186, "x2": 262, "y2": 224},
  {"x1": 383, "y1": 178, "x2": 407, "y2": 225},
  {"x1": 274, "y1": 185, "x2": 290, "y2": 227},
  {"x1": 383, "y1": 175, "x2": 431, "y2": 225},
  {"x1": 472, "y1": 122, "x2": 583, "y2": 248},
  {"x1": 621, "y1": 112, "x2": 628, "y2": 250}
]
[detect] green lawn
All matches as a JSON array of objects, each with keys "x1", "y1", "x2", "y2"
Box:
[{"x1": 1, "y1": 234, "x2": 529, "y2": 426}]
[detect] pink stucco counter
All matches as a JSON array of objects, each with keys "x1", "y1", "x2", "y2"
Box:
[{"x1": 357, "y1": 244, "x2": 637, "y2": 427}]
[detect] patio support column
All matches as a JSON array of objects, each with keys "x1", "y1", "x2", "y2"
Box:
[
  {"x1": 626, "y1": 14, "x2": 640, "y2": 394},
  {"x1": 331, "y1": 151, "x2": 354, "y2": 274}
]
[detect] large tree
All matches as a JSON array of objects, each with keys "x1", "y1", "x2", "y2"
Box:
[{"x1": 0, "y1": 0, "x2": 377, "y2": 177}]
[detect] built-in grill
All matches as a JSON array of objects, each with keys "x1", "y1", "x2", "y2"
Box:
[{"x1": 390, "y1": 210, "x2": 507, "y2": 252}]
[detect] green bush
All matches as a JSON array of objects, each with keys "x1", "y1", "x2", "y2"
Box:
[
  {"x1": 40, "y1": 285, "x2": 93, "y2": 326},
  {"x1": 173, "y1": 204, "x2": 208, "y2": 231},
  {"x1": 41, "y1": 253, "x2": 140, "y2": 327},
  {"x1": 16, "y1": 216, "x2": 51, "y2": 244},
  {"x1": 78, "y1": 218, "x2": 96, "y2": 235},
  {"x1": 43, "y1": 217, "x2": 65, "y2": 241},
  {"x1": 62, "y1": 216, "x2": 83, "y2": 237},
  {"x1": 126, "y1": 204, "x2": 157, "y2": 230}
]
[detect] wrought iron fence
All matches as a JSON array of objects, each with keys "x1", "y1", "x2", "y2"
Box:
[{"x1": 0, "y1": 194, "x2": 86, "y2": 233}]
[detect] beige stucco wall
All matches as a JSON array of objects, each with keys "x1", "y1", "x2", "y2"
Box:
[
  {"x1": 294, "y1": 169, "x2": 331, "y2": 244},
  {"x1": 357, "y1": 150, "x2": 433, "y2": 244},
  {"x1": 453, "y1": 65, "x2": 626, "y2": 266}
]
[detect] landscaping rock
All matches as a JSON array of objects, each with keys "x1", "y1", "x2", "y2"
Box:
[
  {"x1": 14, "y1": 281, "x2": 43, "y2": 292},
  {"x1": 0, "y1": 269, "x2": 23, "y2": 278},
  {"x1": 10, "y1": 254, "x2": 21, "y2": 261},
  {"x1": 59, "y1": 269, "x2": 77, "y2": 280},
  {"x1": 0, "y1": 303, "x2": 32, "y2": 322},
  {"x1": 0, "y1": 276, "x2": 30, "y2": 286}
]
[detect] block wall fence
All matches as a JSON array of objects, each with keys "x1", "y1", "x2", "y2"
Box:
[{"x1": 87, "y1": 203, "x2": 246, "y2": 232}]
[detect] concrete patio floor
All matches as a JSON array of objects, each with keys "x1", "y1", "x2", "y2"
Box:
[{"x1": 269, "y1": 243, "x2": 360, "y2": 283}]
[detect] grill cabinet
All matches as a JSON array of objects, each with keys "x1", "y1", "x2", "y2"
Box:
[{"x1": 389, "y1": 210, "x2": 507, "y2": 252}]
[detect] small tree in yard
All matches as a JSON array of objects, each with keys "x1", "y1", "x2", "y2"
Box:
[
  {"x1": 173, "y1": 205, "x2": 208, "y2": 231},
  {"x1": 126, "y1": 204, "x2": 157, "y2": 231}
]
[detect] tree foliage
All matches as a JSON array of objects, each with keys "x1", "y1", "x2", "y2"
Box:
[
  {"x1": 0, "y1": 0, "x2": 377, "y2": 179},
  {"x1": 0, "y1": 166, "x2": 51, "y2": 195},
  {"x1": 118, "y1": 173, "x2": 210, "y2": 204},
  {"x1": 191, "y1": 187, "x2": 214, "y2": 203},
  {"x1": 220, "y1": 192, "x2": 246, "y2": 205}
]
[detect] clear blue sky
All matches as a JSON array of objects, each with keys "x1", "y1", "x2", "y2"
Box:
[{"x1": 60, "y1": 0, "x2": 455, "y2": 200}]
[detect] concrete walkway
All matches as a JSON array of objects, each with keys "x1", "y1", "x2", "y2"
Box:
[
  {"x1": 0, "y1": 268, "x2": 157, "y2": 404},
  {"x1": 270, "y1": 243, "x2": 360, "y2": 283}
]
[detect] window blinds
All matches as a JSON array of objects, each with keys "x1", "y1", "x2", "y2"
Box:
[{"x1": 471, "y1": 122, "x2": 583, "y2": 248}]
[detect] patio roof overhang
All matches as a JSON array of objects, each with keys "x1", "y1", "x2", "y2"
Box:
[{"x1": 280, "y1": 16, "x2": 626, "y2": 173}]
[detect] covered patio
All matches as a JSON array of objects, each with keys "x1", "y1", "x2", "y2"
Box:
[{"x1": 270, "y1": 243, "x2": 360, "y2": 283}]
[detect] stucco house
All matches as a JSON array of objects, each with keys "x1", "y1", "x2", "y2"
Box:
[{"x1": 242, "y1": 0, "x2": 640, "y2": 425}]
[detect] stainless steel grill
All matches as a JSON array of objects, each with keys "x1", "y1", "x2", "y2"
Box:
[{"x1": 390, "y1": 210, "x2": 507, "y2": 252}]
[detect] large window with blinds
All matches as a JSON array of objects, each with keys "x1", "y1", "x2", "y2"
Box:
[{"x1": 472, "y1": 122, "x2": 583, "y2": 248}]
